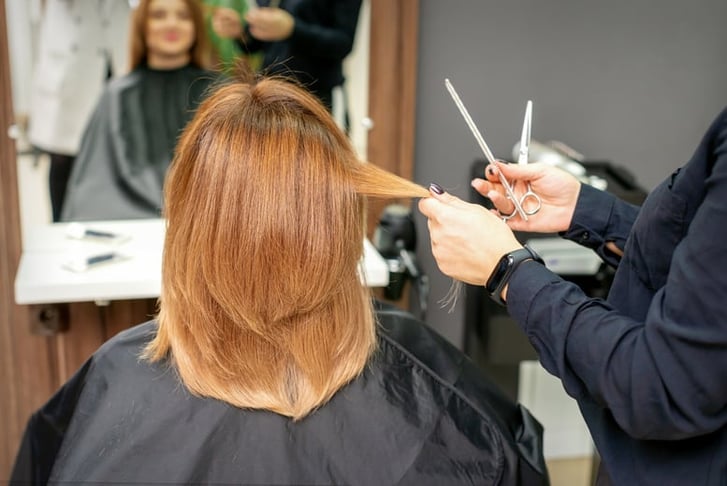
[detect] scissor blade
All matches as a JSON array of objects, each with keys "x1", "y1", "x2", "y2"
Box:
[
  {"x1": 444, "y1": 78, "x2": 529, "y2": 221},
  {"x1": 444, "y1": 79, "x2": 497, "y2": 165},
  {"x1": 518, "y1": 100, "x2": 532, "y2": 166}
]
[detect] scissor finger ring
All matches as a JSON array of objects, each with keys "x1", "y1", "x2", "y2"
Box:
[{"x1": 501, "y1": 186, "x2": 541, "y2": 221}]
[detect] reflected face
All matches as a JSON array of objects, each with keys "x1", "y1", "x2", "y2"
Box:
[{"x1": 145, "y1": 0, "x2": 196, "y2": 63}]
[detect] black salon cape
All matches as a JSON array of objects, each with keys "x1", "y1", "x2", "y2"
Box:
[
  {"x1": 60, "y1": 65, "x2": 217, "y2": 221},
  {"x1": 11, "y1": 305, "x2": 548, "y2": 485}
]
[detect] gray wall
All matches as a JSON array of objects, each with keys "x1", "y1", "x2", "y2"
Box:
[{"x1": 413, "y1": 0, "x2": 727, "y2": 345}]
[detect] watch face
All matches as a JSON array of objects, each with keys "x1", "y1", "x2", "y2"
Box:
[
  {"x1": 486, "y1": 254, "x2": 512, "y2": 294},
  {"x1": 487, "y1": 248, "x2": 543, "y2": 306}
]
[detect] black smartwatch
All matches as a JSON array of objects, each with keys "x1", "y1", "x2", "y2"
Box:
[{"x1": 485, "y1": 244, "x2": 544, "y2": 306}]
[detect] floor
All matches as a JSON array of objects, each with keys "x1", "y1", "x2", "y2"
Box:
[{"x1": 547, "y1": 456, "x2": 594, "y2": 486}]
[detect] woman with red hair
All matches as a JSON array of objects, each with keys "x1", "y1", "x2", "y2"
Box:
[
  {"x1": 61, "y1": 0, "x2": 217, "y2": 221},
  {"x1": 13, "y1": 72, "x2": 548, "y2": 485}
]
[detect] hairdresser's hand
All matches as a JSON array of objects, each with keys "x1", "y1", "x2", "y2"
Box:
[
  {"x1": 245, "y1": 7, "x2": 295, "y2": 42},
  {"x1": 418, "y1": 185, "x2": 522, "y2": 286},
  {"x1": 212, "y1": 7, "x2": 244, "y2": 39},
  {"x1": 474, "y1": 161, "x2": 581, "y2": 233}
]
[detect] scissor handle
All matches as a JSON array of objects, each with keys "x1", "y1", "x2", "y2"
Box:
[{"x1": 501, "y1": 186, "x2": 542, "y2": 221}]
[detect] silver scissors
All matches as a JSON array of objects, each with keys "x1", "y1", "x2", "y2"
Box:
[
  {"x1": 502, "y1": 100, "x2": 542, "y2": 220},
  {"x1": 444, "y1": 79, "x2": 530, "y2": 221}
]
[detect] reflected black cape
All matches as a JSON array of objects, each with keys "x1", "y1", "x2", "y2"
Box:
[
  {"x1": 11, "y1": 304, "x2": 548, "y2": 485},
  {"x1": 60, "y1": 65, "x2": 217, "y2": 221}
]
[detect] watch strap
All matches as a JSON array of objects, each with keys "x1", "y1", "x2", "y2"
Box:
[{"x1": 485, "y1": 244, "x2": 544, "y2": 306}]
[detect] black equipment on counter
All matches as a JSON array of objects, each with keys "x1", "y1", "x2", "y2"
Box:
[{"x1": 373, "y1": 204, "x2": 429, "y2": 319}]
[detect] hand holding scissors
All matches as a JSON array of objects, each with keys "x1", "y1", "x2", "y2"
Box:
[{"x1": 501, "y1": 100, "x2": 542, "y2": 220}]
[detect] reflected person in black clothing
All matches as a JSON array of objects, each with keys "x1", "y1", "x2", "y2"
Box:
[{"x1": 212, "y1": 0, "x2": 361, "y2": 115}]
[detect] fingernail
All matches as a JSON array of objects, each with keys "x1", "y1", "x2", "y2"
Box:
[
  {"x1": 487, "y1": 166, "x2": 496, "y2": 176},
  {"x1": 429, "y1": 183, "x2": 444, "y2": 195}
]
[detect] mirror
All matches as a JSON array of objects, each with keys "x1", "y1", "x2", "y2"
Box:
[{"x1": 5, "y1": 0, "x2": 372, "y2": 242}]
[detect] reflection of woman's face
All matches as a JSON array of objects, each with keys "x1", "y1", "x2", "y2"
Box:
[{"x1": 145, "y1": 0, "x2": 196, "y2": 69}]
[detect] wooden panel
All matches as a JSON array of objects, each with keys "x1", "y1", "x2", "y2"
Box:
[
  {"x1": 368, "y1": 0, "x2": 419, "y2": 177},
  {"x1": 102, "y1": 298, "x2": 158, "y2": 342},
  {"x1": 366, "y1": 0, "x2": 420, "y2": 237},
  {"x1": 55, "y1": 300, "x2": 158, "y2": 382},
  {"x1": 0, "y1": 0, "x2": 59, "y2": 477},
  {"x1": 367, "y1": 0, "x2": 420, "y2": 310}
]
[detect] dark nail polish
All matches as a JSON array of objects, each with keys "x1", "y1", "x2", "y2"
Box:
[
  {"x1": 487, "y1": 167, "x2": 495, "y2": 176},
  {"x1": 429, "y1": 183, "x2": 444, "y2": 195}
]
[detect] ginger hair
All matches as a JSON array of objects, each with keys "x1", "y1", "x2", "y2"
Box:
[{"x1": 144, "y1": 73, "x2": 428, "y2": 419}]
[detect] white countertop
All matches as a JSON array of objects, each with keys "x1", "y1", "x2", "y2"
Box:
[{"x1": 15, "y1": 219, "x2": 390, "y2": 305}]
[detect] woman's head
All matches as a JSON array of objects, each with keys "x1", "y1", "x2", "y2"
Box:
[
  {"x1": 129, "y1": 0, "x2": 212, "y2": 70},
  {"x1": 148, "y1": 72, "x2": 428, "y2": 419}
]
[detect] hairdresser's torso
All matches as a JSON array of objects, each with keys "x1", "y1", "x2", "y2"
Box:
[
  {"x1": 564, "y1": 107, "x2": 727, "y2": 485},
  {"x1": 252, "y1": 0, "x2": 362, "y2": 108}
]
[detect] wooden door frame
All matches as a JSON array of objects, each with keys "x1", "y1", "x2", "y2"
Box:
[
  {"x1": 366, "y1": 0, "x2": 420, "y2": 235},
  {"x1": 368, "y1": 0, "x2": 419, "y2": 180},
  {"x1": 0, "y1": 0, "x2": 420, "y2": 475},
  {"x1": 0, "y1": 0, "x2": 61, "y2": 477}
]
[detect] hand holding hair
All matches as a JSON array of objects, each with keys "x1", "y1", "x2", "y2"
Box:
[{"x1": 418, "y1": 184, "x2": 522, "y2": 286}]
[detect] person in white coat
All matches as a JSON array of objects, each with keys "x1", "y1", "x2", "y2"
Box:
[{"x1": 28, "y1": 0, "x2": 132, "y2": 221}]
